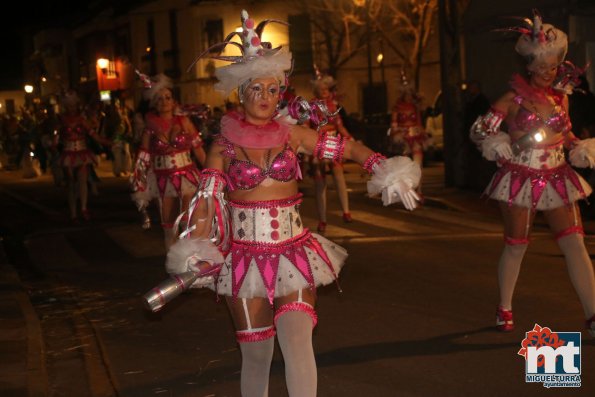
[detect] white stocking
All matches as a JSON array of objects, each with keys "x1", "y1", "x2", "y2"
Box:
[
  {"x1": 314, "y1": 177, "x2": 327, "y2": 223},
  {"x1": 276, "y1": 311, "x2": 317, "y2": 397},
  {"x1": 557, "y1": 234, "x2": 595, "y2": 318},
  {"x1": 331, "y1": 166, "x2": 349, "y2": 214},
  {"x1": 239, "y1": 335, "x2": 274, "y2": 397},
  {"x1": 498, "y1": 244, "x2": 528, "y2": 310}
]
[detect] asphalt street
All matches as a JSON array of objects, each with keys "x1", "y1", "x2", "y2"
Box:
[{"x1": 1, "y1": 160, "x2": 594, "y2": 397}]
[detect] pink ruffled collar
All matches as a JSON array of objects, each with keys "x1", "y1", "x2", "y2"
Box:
[
  {"x1": 220, "y1": 111, "x2": 289, "y2": 149},
  {"x1": 510, "y1": 74, "x2": 563, "y2": 105}
]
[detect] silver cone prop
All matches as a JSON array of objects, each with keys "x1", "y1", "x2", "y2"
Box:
[
  {"x1": 512, "y1": 128, "x2": 546, "y2": 155},
  {"x1": 143, "y1": 271, "x2": 199, "y2": 312}
]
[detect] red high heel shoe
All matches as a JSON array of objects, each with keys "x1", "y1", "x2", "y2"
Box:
[
  {"x1": 496, "y1": 306, "x2": 514, "y2": 332},
  {"x1": 342, "y1": 212, "x2": 353, "y2": 223},
  {"x1": 586, "y1": 314, "x2": 595, "y2": 337},
  {"x1": 317, "y1": 221, "x2": 327, "y2": 233}
]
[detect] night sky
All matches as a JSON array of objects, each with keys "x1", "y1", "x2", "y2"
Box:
[{"x1": 0, "y1": 2, "x2": 96, "y2": 90}]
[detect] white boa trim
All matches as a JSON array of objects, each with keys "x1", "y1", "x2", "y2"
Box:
[
  {"x1": 482, "y1": 132, "x2": 511, "y2": 161},
  {"x1": 214, "y1": 48, "x2": 292, "y2": 97},
  {"x1": 165, "y1": 238, "x2": 224, "y2": 275},
  {"x1": 130, "y1": 190, "x2": 151, "y2": 211},
  {"x1": 570, "y1": 138, "x2": 595, "y2": 168},
  {"x1": 367, "y1": 156, "x2": 422, "y2": 206}
]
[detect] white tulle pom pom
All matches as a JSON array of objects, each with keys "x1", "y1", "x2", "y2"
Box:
[
  {"x1": 130, "y1": 190, "x2": 151, "y2": 211},
  {"x1": 367, "y1": 156, "x2": 422, "y2": 206},
  {"x1": 569, "y1": 138, "x2": 595, "y2": 168},
  {"x1": 166, "y1": 238, "x2": 224, "y2": 275},
  {"x1": 482, "y1": 132, "x2": 512, "y2": 161}
]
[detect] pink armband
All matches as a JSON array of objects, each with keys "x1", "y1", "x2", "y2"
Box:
[
  {"x1": 314, "y1": 131, "x2": 346, "y2": 162},
  {"x1": 362, "y1": 153, "x2": 386, "y2": 174}
]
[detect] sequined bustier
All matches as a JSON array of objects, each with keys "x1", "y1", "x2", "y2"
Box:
[
  {"x1": 218, "y1": 136, "x2": 299, "y2": 190},
  {"x1": 227, "y1": 146, "x2": 299, "y2": 190},
  {"x1": 509, "y1": 95, "x2": 571, "y2": 135},
  {"x1": 146, "y1": 114, "x2": 199, "y2": 155},
  {"x1": 60, "y1": 116, "x2": 90, "y2": 142}
]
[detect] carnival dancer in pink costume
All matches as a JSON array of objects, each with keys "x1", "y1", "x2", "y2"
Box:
[
  {"x1": 56, "y1": 90, "x2": 111, "y2": 222},
  {"x1": 310, "y1": 71, "x2": 355, "y2": 233},
  {"x1": 166, "y1": 9, "x2": 421, "y2": 397},
  {"x1": 388, "y1": 71, "x2": 428, "y2": 169},
  {"x1": 470, "y1": 10, "x2": 595, "y2": 336},
  {"x1": 130, "y1": 73, "x2": 207, "y2": 249}
]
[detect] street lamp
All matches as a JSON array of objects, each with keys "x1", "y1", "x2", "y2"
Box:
[
  {"x1": 97, "y1": 58, "x2": 109, "y2": 70},
  {"x1": 24, "y1": 85, "x2": 34, "y2": 93}
]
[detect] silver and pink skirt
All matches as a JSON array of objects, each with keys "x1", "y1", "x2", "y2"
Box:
[
  {"x1": 210, "y1": 193, "x2": 347, "y2": 303},
  {"x1": 486, "y1": 140, "x2": 592, "y2": 210},
  {"x1": 60, "y1": 139, "x2": 96, "y2": 168}
]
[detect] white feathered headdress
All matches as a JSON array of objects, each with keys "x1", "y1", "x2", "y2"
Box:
[
  {"x1": 186, "y1": 9, "x2": 292, "y2": 97},
  {"x1": 136, "y1": 70, "x2": 174, "y2": 107},
  {"x1": 501, "y1": 9, "x2": 567, "y2": 70}
]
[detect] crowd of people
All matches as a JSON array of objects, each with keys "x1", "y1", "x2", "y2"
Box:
[{"x1": 1, "y1": 7, "x2": 595, "y2": 397}]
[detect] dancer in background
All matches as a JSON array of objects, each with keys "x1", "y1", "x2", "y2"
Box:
[
  {"x1": 310, "y1": 71, "x2": 355, "y2": 233},
  {"x1": 169, "y1": 9, "x2": 421, "y2": 396},
  {"x1": 388, "y1": 71, "x2": 428, "y2": 171},
  {"x1": 56, "y1": 90, "x2": 111, "y2": 221},
  {"x1": 470, "y1": 11, "x2": 595, "y2": 335},
  {"x1": 130, "y1": 73, "x2": 206, "y2": 248}
]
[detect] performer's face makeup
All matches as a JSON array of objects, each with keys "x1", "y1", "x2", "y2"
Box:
[
  {"x1": 529, "y1": 55, "x2": 560, "y2": 89},
  {"x1": 318, "y1": 85, "x2": 331, "y2": 99},
  {"x1": 155, "y1": 88, "x2": 175, "y2": 114},
  {"x1": 242, "y1": 77, "x2": 280, "y2": 124}
]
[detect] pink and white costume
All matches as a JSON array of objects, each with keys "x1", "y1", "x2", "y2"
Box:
[
  {"x1": 58, "y1": 114, "x2": 97, "y2": 169},
  {"x1": 144, "y1": 113, "x2": 202, "y2": 199},
  {"x1": 212, "y1": 131, "x2": 347, "y2": 303},
  {"x1": 482, "y1": 79, "x2": 592, "y2": 210}
]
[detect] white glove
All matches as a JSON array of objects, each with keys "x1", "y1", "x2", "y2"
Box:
[
  {"x1": 381, "y1": 180, "x2": 421, "y2": 210},
  {"x1": 482, "y1": 133, "x2": 512, "y2": 161},
  {"x1": 569, "y1": 139, "x2": 595, "y2": 168},
  {"x1": 492, "y1": 141, "x2": 513, "y2": 160}
]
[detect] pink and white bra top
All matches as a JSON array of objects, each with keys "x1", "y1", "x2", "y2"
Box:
[
  {"x1": 509, "y1": 95, "x2": 571, "y2": 135},
  {"x1": 217, "y1": 136, "x2": 300, "y2": 190},
  {"x1": 507, "y1": 76, "x2": 571, "y2": 135},
  {"x1": 145, "y1": 113, "x2": 201, "y2": 155},
  {"x1": 60, "y1": 115, "x2": 92, "y2": 141}
]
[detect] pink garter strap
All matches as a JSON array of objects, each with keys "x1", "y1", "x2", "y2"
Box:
[
  {"x1": 555, "y1": 226, "x2": 584, "y2": 241},
  {"x1": 504, "y1": 236, "x2": 529, "y2": 245},
  {"x1": 274, "y1": 301, "x2": 318, "y2": 328},
  {"x1": 236, "y1": 326, "x2": 276, "y2": 343}
]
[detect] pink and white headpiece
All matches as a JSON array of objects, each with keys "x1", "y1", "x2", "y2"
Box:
[
  {"x1": 503, "y1": 10, "x2": 568, "y2": 70},
  {"x1": 311, "y1": 64, "x2": 336, "y2": 95},
  {"x1": 187, "y1": 9, "x2": 292, "y2": 97},
  {"x1": 136, "y1": 70, "x2": 174, "y2": 107}
]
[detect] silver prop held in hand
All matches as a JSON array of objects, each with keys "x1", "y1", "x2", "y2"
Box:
[
  {"x1": 511, "y1": 128, "x2": 546, "y2": 155},
  {"x1": 143, "y1": 271, "x2": 199, "y2": 312}
]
